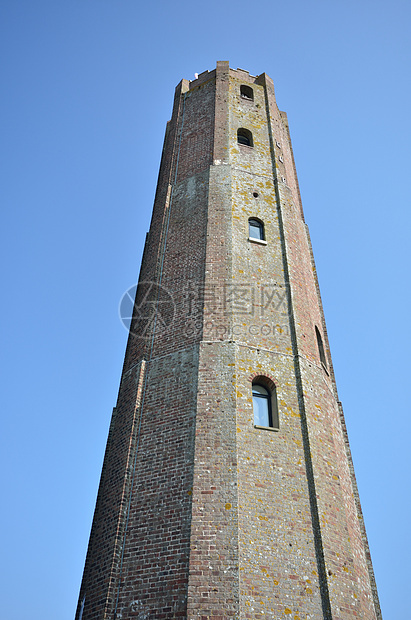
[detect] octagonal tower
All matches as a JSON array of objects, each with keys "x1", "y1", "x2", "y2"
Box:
[{"x1": 76, "y1": 62, "x2": 381, "y2": 620}]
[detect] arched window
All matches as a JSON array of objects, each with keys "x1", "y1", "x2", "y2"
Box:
[
  {"x1": 240, "y1": 85, "x2": 254, "y2": 101},
  {"x1": 252, "y1": 378, "x2": 279, "y2": 429},
  {"x1": 315, "y1": 326, "x2": 327, "y2": 368},
  {"x1": 237, "y1": 128, "x2": 253, "y2": 147},
  {"x1": 248, "y1": 218, "x2": 264, "y2": 241}
]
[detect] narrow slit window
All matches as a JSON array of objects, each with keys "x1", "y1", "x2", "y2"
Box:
[
  {"x1": 237, "y1": 128, "x2": 253, "y2": 147},
  {"x1": 240, "y1": 85, "x2": 254, "y2": 100},
  {"x1": 315, "y1": 326, "x2": 327, "y2": 368},
  {"x1": 249, "y1": 218, "x2": 264, "y2": 241},
  {"x1": 252, "y1": 378, "x2": 279, "y2": 429}
]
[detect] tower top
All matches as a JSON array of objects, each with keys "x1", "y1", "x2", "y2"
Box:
[{"x1": 176, "y1": 60, "x2": 277, "y2": 102}]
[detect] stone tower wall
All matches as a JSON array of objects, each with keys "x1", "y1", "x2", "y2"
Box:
[{"x1": 76, "y1": 62, "x2": 381, "y2": 620}]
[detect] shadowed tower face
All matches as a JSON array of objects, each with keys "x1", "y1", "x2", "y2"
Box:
[{"x1": 76, "y1": 62, "x2": 381, "y2": 620}]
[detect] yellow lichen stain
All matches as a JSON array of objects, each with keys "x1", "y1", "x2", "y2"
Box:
[
  {"x1": 258, "y1": 515, "x2": 268, "y2": 521},
  {"x1": 284, "y1": 609, "x2": 292, "y2": 615},
  {"x1": 293, "y1": 439, "x2": 302, "y2": 447},
  {"x1": 236, "y1": 391, "x2": 243, "y2": 398},
  {"x1": 273, "y1": 579, "x2": 279, "y2": 585},
  {"x1": 332, "y1": 475, "x2": 339, "y2": 480},
  {"x1": 306, "y1": 587, "x2": 313, "y2": 594},
  {"x1": 225, "y1": 503, "x2": 232, "y2": 510}
]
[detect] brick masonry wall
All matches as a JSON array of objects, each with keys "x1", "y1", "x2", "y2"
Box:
[
  {"x1": 113, "y1": 348, "x2": 200, "y2": 618},
  {"x1": 76, "y1": 63, "x2": 381, "y2": 620},
  {"x1": 76, "y1": 74, "x2": 215, "y2": 619},
  {"x1": 227, "y1": 69, "x2": 325, "y2": 618}
]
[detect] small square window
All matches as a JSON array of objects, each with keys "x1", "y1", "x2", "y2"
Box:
[
  {"x1": 240, "y1": 85, "x2": 254, "y2": 101},
  {"x1": 248, "y1": 218, "x2": 264, "y2": 240},
  {"x1": 237, "y1": 128, "x2": 253, "y2": 147}
]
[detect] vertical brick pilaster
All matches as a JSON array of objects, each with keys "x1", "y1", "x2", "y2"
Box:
[{"x1": 213, "y1": 61, "x2": 230, "y2": 163}]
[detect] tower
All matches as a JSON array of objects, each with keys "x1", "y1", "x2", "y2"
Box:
[{"x1": 76, "y1": 61, "x2": 381, "y2": 619}]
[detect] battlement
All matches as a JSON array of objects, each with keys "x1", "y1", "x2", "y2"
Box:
[{"x1": 185, "y1": 61, "x2": 273, "y2": 92}]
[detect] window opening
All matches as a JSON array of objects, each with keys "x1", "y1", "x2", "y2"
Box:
[
  {"x1": 252, "y1": 384, "x2": 272, "y2": 427},
  {"x1": 252, "y1": 379, "x2": 279, "y2": 429},
  {"x1": 315, "y1": 326, "x2": 327, "y2": 368},
  {"x1": 240, "y1": 85, "x2": 254, "y2": 100},
  {"x1": 237, "y1": 128, "x2": 253, "y2": 147},
  {"x1": 249, "y1": 218, "x2": 264, "y2": 241}
]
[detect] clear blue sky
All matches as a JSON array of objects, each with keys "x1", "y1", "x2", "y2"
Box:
[{"x1": 1, "y1": 1, "x2": 410, "y2": 617}]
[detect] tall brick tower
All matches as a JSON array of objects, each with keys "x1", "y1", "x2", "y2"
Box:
[{"x1": 76, "y1": 62, "x2": 381, "y2": 619}]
